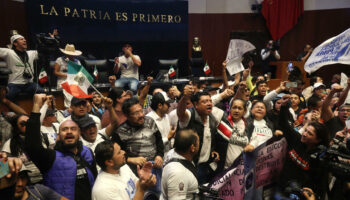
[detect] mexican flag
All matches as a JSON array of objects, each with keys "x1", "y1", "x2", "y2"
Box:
[
  {"x1": 203, "y1": 62, "x2": 211, "y2": 75},
  {"x1": 61, "y1": 61, "x2": 94, "y2": 98},
  {"x1": 93, "y1": 65, "x2": 98, "y2": 80},
  {"x1": 39, "y1": 68, "x2": 48, "y2": 84},
  {"x1": 168, "y1": 66, "x2": 176, "y2": 78}
]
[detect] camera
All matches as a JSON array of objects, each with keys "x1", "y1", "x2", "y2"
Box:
[
  {"x1": 311, "y1": 137, "x2": 350, "y2": 181},
  {"x1": 198, "y1": 185, "x2": 223, "y2": 200},
  {"x1": 273, "y1": 181, "x2": 312, "y2": 200},
  {"x1": 35, "y1": 33, "x2": 59, "y2": 55},
  {"x1": 22, "y1": 69, "x2": 32, "y2": 79},
  {"x1": 270, "y1": 41, "x2": 280, "y2": 51}
]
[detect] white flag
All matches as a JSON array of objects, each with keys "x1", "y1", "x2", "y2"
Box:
[{"x1": 305, "y1": 28, "x2": 350, "y2": 74}]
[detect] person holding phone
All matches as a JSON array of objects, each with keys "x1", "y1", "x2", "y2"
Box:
[{"x1": 297, "y1": 44, "x2": 313, "y2": 62}]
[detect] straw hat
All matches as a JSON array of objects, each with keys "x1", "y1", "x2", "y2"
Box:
[{"x1": 60, "y1": 44, "x2": 82, "y2": 56}]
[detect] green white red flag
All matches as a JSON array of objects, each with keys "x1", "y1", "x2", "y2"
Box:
[
  {"x1": 39, "y1": 68, "x2": 48, "y2": 84},
  {"x1": 61, "y1": 61, "x2": 94, "y2": 98}
]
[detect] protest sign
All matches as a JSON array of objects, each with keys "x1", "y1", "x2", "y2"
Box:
[
  {"x1": 305, "y1": 28, "x2": 350, "y2": 74},
  {"x1": 226, "y1": 40, "x2": 255, "y2": 76}
]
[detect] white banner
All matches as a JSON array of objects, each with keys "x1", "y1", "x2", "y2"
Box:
[
  {"x1": 226, "y1": 39, "x2": 255, "y2": 76},
  {"x1": 341, "y1": 73, "x2": 350, "y2": 104},
  {"x1": 305, "y1": 28, "x2": 350, "y2": 74}
]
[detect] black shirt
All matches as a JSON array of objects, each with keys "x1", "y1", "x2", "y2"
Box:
[{"x1": 325, "y1": 116, "x2": 345, "y2": 139}]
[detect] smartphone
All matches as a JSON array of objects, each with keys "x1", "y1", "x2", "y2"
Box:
[
  {"x1": 287, "y1": 62, "x2": 293, "y2": 72},
  {"x1": 286, "y1": 82, "x2": 298, "y2": 88},
  {"x1": 0, "y1": 158, "x2": 10, "y2": 179}
]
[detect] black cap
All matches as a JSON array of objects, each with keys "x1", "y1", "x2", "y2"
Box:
[
  {"x1": 78, "y1": 116, "x2": 96, "y2": 129},
  {"x1": 71, "y1": 97, "x2": 87, "y2": 106},
  {"x1": 45, "y1": 109, "x2": 56, "y2": 117}
]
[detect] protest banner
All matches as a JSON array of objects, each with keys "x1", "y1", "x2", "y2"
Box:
[
  {"x1": 225, "y1": 39, "x2": 255, "y2": 76},
  {"x1": 210, "y1": 138, "x2": 287, "y2": 200},
  {"x1": 305, "y1": 28, "x2": 350, "y2": 74}
]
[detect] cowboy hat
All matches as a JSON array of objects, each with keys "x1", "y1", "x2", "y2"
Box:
[{"x1": 59, "y1": 44, "x2": 82, "y2": 56}]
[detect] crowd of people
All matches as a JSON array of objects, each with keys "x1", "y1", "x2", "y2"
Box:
[{"x1": 0, "y1": 34, "x2": 349, "y2": 200}]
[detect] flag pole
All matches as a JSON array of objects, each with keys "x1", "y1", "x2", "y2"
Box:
[{"x1": 89, "y1": 84, "x2": 104, "y2": 97}]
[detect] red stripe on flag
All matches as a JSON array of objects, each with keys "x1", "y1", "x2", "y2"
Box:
[
  {"x1": 61, "y1": 82, "x2": 93, "y2": 99},
  {"x1": 218, "y1": 123, "x2": 232, "y2": 139}
]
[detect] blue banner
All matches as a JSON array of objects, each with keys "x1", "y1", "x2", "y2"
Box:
[{"x1": 25, "y1": 0, "x2": 188, "y2": 42}]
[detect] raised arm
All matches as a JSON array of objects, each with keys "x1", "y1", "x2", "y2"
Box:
[
  {"x1": 177, "y1": 85, "x2": 193, "y2": 123},
  {"x1": 321, "y1": 85, "x2": 344, "y2": 122},
  {"x1": 336, "y1": 78, "x2": 350, "y2": 107},
  {"x1": 24, "y1": 94, "x2": 56, "y2": 174},
  {"x1": 222, "y1": 60, "x2": 229, "y2": 90},
  {"x1": 104, "y1": 97, "x2": 118, "y2": 138},
  {"x1": 138, "y1": 76, "x2": 153, "y2": 106}
]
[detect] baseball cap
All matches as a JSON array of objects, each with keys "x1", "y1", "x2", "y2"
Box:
[
  {"x1": 78, "y1": 116, "x2": 96, "y2": 129},
  {"x1": 313, "y1": 83, "x2": 326, "y2": 90},
  {"x1": 71, "y1": 97, "x2": 87, "y2": 106}
]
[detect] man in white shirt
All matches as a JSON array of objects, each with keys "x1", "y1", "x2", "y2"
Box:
[
  {"x1": 146, "y1": 92, "x2": 176, "y2": 157},
  {"x1": 92, "y1": 141, "x2": 156, "y2": 200},
  {"x1": 177, "y1": 85, "x2": 223, "y2": 184},
  {"x1": 114, "y1": 44, "x2": 141, "y2": 94},
  {"x1": 161, "y1": 129, "x2": 200, "y2": 200},
  {"x1": 0, "y1": 35, "x2": 44, "y2": 102}
]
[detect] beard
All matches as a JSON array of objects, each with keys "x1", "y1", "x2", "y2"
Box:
[{"x1": 61, "y1": 139, "x2": 79, "y2": 151}]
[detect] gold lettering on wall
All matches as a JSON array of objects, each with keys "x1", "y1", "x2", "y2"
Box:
[
  {"x1": 161, "y1": 14, "x2": 166, "y2": 23},
  {"x1": 64, "y1": 7, "x2": 70, "y2": 16},
  {"x1": 152, "y1": 15, "x2": 159, "y2": 23},
  {"x1": 139, "y1": 14, "x2": 145, "y2": 22},
  {"x1": 122, "y1": 12, "x2": 128, "y2": 21},
  {"x1": 72, "y1": 8, "x2": 80, "y2": 18},
  {"x1": 174, "y1": 15, "x2": 181, "y2": 23},
  {"x1": 89, "y1": 10, "x2": 97, "y2": 19},
  {"x1": 37, "y1": 5, "x2": 183, "y2": 24},
  {"x1": 81, "y1": 9, "x2": 88, "y2": 18},
  {"x1": 40, "y1": 5, "x2": 48, "y2": 15},
  {"x1": 132, "y1": 13, "x2": 137, "y2": 22},
  {"x1": 103, "y1": 12, "x2": 111, "y2": 20},
  {"x1": 49, "y1": 6, "x2": 58, "y2": 16}
]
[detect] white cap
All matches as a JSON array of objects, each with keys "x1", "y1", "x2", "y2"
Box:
[
  {"x1": 10, "y1": 34, "x2": 24, "y2": 45},
  {"x1": 313, "y1": 82, "x2": 326, "y2": 90}
]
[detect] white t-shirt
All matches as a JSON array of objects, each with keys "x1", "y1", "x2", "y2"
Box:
[
  {"x1": 168, "y1": 109, "x2": 178, "y2": 127},
  {"x1": 41, "y1": 123, "x2": 59, "y2": 143},
  {"x1": 92, "y1": 165, "x2": 138, "y2": 200},
  {"x1": 160, "y1": 151, "x2": 198, "y2": 200},
  {"x1": 179, "y1": 107, "x2": 224, "y2": 164},
  {"x1": 225, "y1": 119, "x2": 246, "y2": 169},
  {"x1": 146, "y1": 111, "x2": 171, "y2": 144},
  {"x1": 118, "y1": 55, "x2": 141, "y2": 80},
  {"x1": 0, "y1": 48, "x2": 37, "y2": 84},
  {"x1": 249, "y1": 119, "x2": 273, "y2": 148}
]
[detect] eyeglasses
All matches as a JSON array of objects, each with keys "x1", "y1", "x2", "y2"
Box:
[{"x1": 340, "y1": 109, "x2": 350, "y2": 113}]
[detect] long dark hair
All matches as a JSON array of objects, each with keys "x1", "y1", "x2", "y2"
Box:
[
  {"x1": 309, "y1": 122, "x2": 330, "y2": 147},
  {"x1": 9, "y1": 114, "x2": 28, "y2": 156}
]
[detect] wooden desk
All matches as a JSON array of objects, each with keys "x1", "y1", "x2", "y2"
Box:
[{"x1": 269, "y1": 61, "x2": 310, "y2": 86}]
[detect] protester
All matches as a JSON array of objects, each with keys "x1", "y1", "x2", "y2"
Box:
[
  {"x1": 25, "y1": 94, "x2": 97, "y2": 200},
  {"x1": 161, "y1": 129, "x2": 199, "y2": 199},
  {"x1": 177, "y1": 85, "x2": 223, "y2": 184},
  {"x1": 278, "y1": 96, "x2": 330, "y2": 199},
  {"x1": 0, "y1": 34, "x2": 44, "y2": 102},
  {"x1": 92, "y1": 141, "x2": 156, "y2": 200}
]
